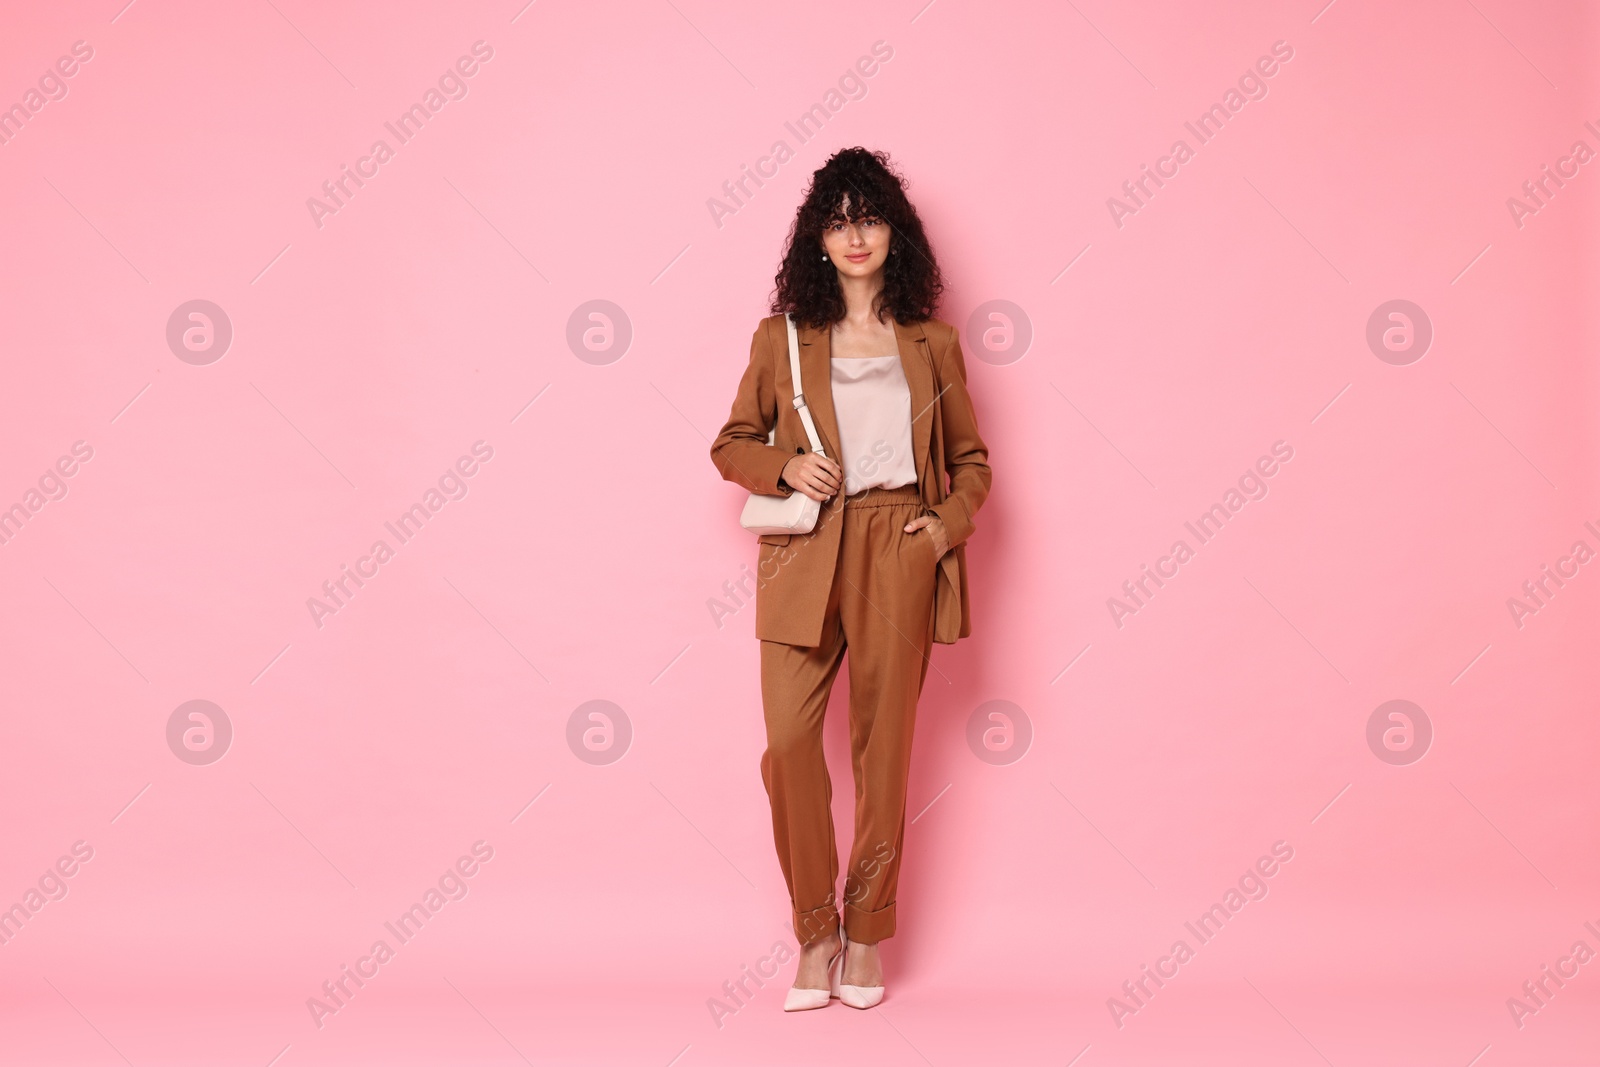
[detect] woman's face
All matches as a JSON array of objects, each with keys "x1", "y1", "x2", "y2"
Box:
[{"x1": 820, "y1": 196, "x2": 890, "y2": 279}]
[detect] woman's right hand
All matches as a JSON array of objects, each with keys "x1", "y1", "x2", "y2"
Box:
[{"x1": 781, "y1": 452, "x2": 842, "y2": 502}]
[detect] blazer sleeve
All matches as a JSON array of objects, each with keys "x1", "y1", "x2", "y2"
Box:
[
  {"x1": 927, "y1": 327, "x2": 991, "y2": 549},
  {"x1": 710, "y1": 319, "x2": 795, "y2": 497}
]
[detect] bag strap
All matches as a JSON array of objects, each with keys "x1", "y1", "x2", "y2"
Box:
[{"x1": 785, "y1": 313, "x2": 826, "y2": 457}]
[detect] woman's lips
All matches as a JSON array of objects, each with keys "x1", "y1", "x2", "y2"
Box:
[{"x1": 846, "y1": 253, "x2": 871, "y2": 262}]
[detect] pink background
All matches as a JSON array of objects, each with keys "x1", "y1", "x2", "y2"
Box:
[{"x1": 2, "y1": 0, "x2": 1597, "y2": 1064}]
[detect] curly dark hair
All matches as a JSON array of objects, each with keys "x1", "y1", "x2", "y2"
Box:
[{"x1": 771, "y1": 147, "x2": 943, "y2": 330}]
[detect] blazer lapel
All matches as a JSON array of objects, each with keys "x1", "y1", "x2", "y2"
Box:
[
  {"x1": 796, "y1": 322, "x2": 841, "y2": 459},
  {"x1": 894, "y1": 319, "x2": 934, "y2": 491}
]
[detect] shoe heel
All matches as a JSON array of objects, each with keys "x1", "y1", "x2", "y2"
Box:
[{"x1": 830, "y1": 928, "x2": 845, "y2": 998}]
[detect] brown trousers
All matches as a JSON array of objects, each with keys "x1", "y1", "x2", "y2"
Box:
[{"x1": 759, "y1": 483, "x2": 939, "y2": 946}]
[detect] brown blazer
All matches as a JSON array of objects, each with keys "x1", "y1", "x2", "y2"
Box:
[{"x1": 711, "y1": 314, "x2": 992, "y2": 647}]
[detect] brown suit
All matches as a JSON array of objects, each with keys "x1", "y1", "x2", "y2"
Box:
[
  {"x1": 711, "y1": 313, "x2": 992, "y2": 946},
  {"x1": 710, "y1": 315, "x2": 992, "y2": 646}
]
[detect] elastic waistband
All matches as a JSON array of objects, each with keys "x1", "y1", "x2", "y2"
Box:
[{"x1": 843, "y1": 483, "x2": 924, "y2": 509}]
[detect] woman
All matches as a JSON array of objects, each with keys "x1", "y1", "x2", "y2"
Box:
[{"x1": 710, "y1": 147, "x2": 991, "y2": 1011}]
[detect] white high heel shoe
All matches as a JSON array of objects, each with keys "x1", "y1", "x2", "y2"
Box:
[
  {"x1": 782, "y1": 930, "x2": 843, "y2": 1012},
  {"x1": 837, "y1": 928, "x2": 885, "y2": 1009}
]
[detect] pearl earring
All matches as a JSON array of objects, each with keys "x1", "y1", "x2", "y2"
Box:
[{"x1": 821, "y1": 252, "x2": 828, "y2": 261}]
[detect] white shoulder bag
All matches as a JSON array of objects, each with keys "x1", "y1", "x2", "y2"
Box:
[{"x1": 739, "y1": 314, "x2": 827, "y2": 535}]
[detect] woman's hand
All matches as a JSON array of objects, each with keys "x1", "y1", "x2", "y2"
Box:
[
  {"x1": 904, "y1": 514, "x2": 949, "y2": 559},
  {"x1": 781, "y1": 453, "x2": 842, "y2": 502}
]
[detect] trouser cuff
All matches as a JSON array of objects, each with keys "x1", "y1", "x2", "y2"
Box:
[
  {"x1": 844, "y1": 899, "x2": 896, "y2": 944},
  {"x1": 792, "y1": 903, "x2": 839, "y2": 947}
]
